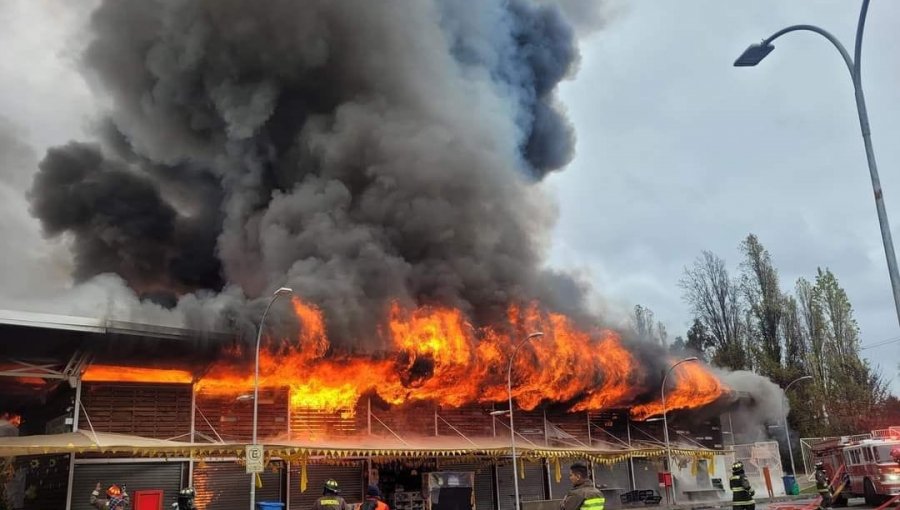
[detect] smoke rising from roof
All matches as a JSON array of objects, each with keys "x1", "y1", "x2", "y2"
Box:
[{"x1": 24, "y1": 0, "x2": 594, "y2": 344}]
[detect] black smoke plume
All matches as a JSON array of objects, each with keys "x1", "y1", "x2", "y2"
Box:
[{"x1": 29, "y1": 0, "x2": 585, "y2": 345}]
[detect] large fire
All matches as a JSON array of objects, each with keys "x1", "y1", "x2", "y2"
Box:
[{"x1": 189, "y1": 298, "x2": 725, "y2": 419}]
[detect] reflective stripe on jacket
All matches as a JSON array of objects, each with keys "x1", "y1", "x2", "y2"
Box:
[
  {"x1": 580, "y1": 495, "x2": 605, "y2": 510},
  {"x1": 815, "y1": 470, "x2": 830, "y2": 493},
  {"x1": 561, "y1": 480, "x2": 605, "y2": 510},
  {"x1": 730, "y1": 474, "x2": 755, "y2": 505}
]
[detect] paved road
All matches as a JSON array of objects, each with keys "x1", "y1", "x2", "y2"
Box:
[{"x1": 754, "y1": 498, "x2": 885, "y2": 510}]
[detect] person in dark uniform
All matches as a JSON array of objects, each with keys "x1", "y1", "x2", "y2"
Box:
[
  {"x1": 729, "y1": 462, "x2": 755, "y2": 510},
  {"x1": 90, "y1": 482, "x2": 129, "y2": 510},
  {"x1": 313, "y1": 479, "x2": 348, "y2": 510},
  {"x1": 814, "y1": 462, "x2": 832, "y2": 510},
  {"x1": 560, "y1": 462, "x2": 605, "y2": 510}
]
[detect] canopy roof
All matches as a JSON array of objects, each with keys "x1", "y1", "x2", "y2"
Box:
[{"x1": 0, "y1": 431, "x2": 726, "y2": 465}]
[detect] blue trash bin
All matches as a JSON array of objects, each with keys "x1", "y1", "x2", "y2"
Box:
[
  {"x1": 782, "y1": 475, "x2": 799, "y2": 496},
  {"x1": 257, "y1": 502, "x2": 286, "y2": 510}
]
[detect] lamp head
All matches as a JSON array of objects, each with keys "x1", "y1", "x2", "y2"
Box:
[{"x1": 734, "y1": 43, "x2": 775, "y2": 67}]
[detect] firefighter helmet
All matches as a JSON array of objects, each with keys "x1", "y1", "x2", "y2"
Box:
[
  {"x1": 815, "y1": 461, "x2": 825, "y2": 471},
  {"x1": 324, "y1": 479, "x2": 340, "y2": 493},
  {"x1": 732, "y1": 461, "x2": 744, "y2": 473},
  {"x1": 106, "y1": 485, "x2": 123, "y2": 497}
]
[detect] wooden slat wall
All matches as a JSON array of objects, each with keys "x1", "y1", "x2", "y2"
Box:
[
  {"x1": 194, "y1": 388, "x2": 288, "y2": 442},
  {"x1": 80, "y1": 382, "x2": 192, "y2": 439},
  {"x1": 290, "y1": 407, "x2": 360, "y2": 439},
  {"x1": 547, "y1": 410, "x2": 591, "y2": 446},
  {"x1": 512, "y1": 409, "x2": 546, "y2": 445},
  {"x1": 436, "y1": 404, "x2": 495, "y2": 438},
  {"x1": 368, "y1": 400, "x2": 436, "y2": 437}
]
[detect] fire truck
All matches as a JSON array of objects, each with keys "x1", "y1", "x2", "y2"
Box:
[{"x1": 808, "y1": 427, "x2": 900, "y2": 506}]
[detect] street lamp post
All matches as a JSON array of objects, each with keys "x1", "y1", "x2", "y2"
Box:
[
  {"x1": 500, "y1": 332, "x2": 544, "y2": 510},
  {"x1": 250, "y1": 287, "x2": 293, "y2": 510},
  {"x1": 734, "y1": 0, "x2": 900, "y2": 327},
  {"x1": 781, "y1": 375, "x2": 813, "y2": 476},
  {"x1": 661, "y1": 357, "x2": 699, "y2": 506}
]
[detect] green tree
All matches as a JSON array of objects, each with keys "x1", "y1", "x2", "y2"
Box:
[
  {"x1": 813, "y1": 268, "x2": 888, "y2": 433},
  {"x1": 670, "y1": 318, "x2": 713, "y2": 361},
  {"x1": 740, "y1": 234, "x2": 784, "y2": 380}
]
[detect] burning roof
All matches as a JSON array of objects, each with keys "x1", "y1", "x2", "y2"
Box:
[{"x1": 84, "y1": 297, "x2": 726, "y2": 420}]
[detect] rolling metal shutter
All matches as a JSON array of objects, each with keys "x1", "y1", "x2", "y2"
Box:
[
  {"x1": 289, "y1": 463, "x2": 364, "y2": 510},
  {"x1": 192, "y1": 461, "x2": 283, "y2": 509},
  {"x1": 496, "y1": 460, "x2": 545, "y2": 510},
  {"x1": 437, "y1": 461, "x2": 496, "y2": 510},
  {"x1": 547, "y1": 459, "x2": 633, "y2": 499},
  {"x1": 72, "y1": 462, "x2": 183, "y2": 510}
]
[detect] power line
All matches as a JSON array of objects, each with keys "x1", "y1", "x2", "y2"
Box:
[{"x1": 860, "y1": 335, "x2": 900, "y2": 350}]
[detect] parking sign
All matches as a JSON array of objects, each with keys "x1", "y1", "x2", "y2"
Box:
[{"x1": 246, "y1": 444, "x2": 265, "y2": 474}]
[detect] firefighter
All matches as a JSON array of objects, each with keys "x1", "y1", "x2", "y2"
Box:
[
  {"x1": 560, "y1": 462, "x2": 605, "y2": 510},
  {"x1": 90, "y1": 482, "x2": 129, "y2": 510},
  {"x1": 729, "y1": 461, "x2": 755, "y2": 510},
  {"x1": 362, "y1": 485, "x2": 390, "y2": 510},
  {"x1": 814, "y1": 462, "x2": 832, "y2": 509},
  {"x1": 313, "y1": 479, "x2": 348, "y2": 510},
  {"x1": 172, "y1": 487, "x2": 196, "y2": 510}
]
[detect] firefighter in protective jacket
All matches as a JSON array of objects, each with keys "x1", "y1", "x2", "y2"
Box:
[
  {"x1": 313, "y1": 479, "x2": 348, "y2": 510},
  {"x1": 729, "y1": 462, "x2": 755, "y2": 510},
  {"x1": 814, "y1": 462, "x2": 832, "y2": 509},
  {"x1": 90, "y1": 482, "x2": 129, "y2": 510},
  {"x1": 560, "y1": 462, "x2": 605, "y2": 510}
]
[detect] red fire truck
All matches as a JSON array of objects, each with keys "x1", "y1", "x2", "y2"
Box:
[{"x1": 809, "y1": 427, "x2": 900, "y2": 506}]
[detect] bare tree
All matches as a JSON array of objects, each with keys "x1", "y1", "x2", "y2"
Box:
[
  {"x1": 679, "y1": 251, "x2": 748, "y2": 370},
  {"x1": 631, "y1": 305, "x2": 667, "y2": 346}
]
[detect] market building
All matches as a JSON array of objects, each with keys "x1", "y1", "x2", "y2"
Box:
[{"x1": 0, "y1": 309, "x2": 735, "y2": 510}]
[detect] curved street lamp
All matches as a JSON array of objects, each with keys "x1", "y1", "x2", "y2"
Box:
[
  {"x1": 734, "y1": 0, "x2": 900, "y2": 327},
  {"x1": 249, "y1": 287, "x2": 293, "y2": 510},
  {"x1": 661, "y1": 357, "x2": 699, "y2": 505},
  {"x1": 781, "y1": 375, "x2": 813, "y2": 476},
  {"x1": 498, "y1": 332, "x2": 544, "y2": 510}
]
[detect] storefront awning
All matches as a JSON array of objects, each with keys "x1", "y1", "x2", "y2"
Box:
[{"x1": 0, "y1": 431, "x2": 727, "y2": 465}]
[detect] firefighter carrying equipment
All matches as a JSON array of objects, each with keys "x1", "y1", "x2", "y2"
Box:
[
  {"x1": 730, "y1": 472, "x2": 756, "y2": 507},
  {"x1": 815, "y1": 466, "x2": 833, "y2": 510}
]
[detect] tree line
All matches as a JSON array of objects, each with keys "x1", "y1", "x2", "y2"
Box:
[{"x1": 635, "y1": 233, "x2": 898, "y2": 438}]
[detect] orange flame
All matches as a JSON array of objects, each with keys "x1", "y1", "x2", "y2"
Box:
[
  {"x1": 83, "y1": 365, "x2": 194, "y2": 384},
  {"x1": 629, "y1": 361, "x2": 724, "y2": 420},
  {"x1": 191, "y1": 298, "x2": 726, "y2": 419}
]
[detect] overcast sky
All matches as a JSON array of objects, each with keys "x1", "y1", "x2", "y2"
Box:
[
  {"x1": 548, "y1": 1, "x2": 900, "y2": 394},
  {"x1": 0, "y1": 1, "x2": 897, "y2": 393}
]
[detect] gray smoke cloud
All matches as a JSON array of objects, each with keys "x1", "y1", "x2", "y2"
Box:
[{"x1": 27, "y1": 0, "x2": 589, "y2": 345}]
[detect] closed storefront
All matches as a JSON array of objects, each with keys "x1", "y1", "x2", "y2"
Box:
[
  {"x1": 193, "y1": 461, "x2": 283, "y2": 509},
  {"x1": 72, "y1": 461, "x2": 184, "y2": 510},
  {"x1": 437, "y1": 461, "x2": 496, "y2": 510},
  {"x1": 496, "y1": 460, "x2": 545, "y2": 510},
  {"x1": 5, "y1": 454, "x2": 69, "y2": 510},
  {"x1": 289, "y1": 463, "x2": 364, "y2": 510}
]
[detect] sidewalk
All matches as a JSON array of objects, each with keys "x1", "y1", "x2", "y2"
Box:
[{"x1": 651, "y1": 494, "x2": 816, "y2": 510}]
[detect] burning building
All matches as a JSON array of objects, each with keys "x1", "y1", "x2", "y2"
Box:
[
  {"x1": 0, "y1": 0, "x2": 779, "y2": 508},
  {"x1": 0, "y1": 308, "x2": 738, "y2": 510}
]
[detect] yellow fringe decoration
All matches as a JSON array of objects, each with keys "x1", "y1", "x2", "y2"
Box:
[{"x1": 301, "y1": 458, "x2": 309, "y2": 493}]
